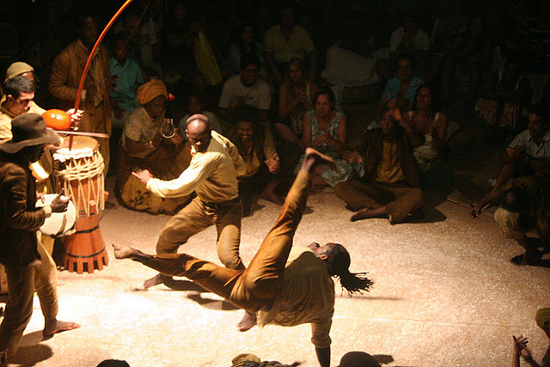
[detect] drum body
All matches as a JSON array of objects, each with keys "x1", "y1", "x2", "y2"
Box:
[{"x1": 53, "y1": 136, "x2": 109, "y2": 273}]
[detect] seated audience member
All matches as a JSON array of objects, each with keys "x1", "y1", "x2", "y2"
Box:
[
  {"x1": 263, "y1": 2, "x2": 316, "y2": 85},
  {"x1": 188, "y1": 11, "x2": 227, "y2": 87},
  {"x1": 302, "y1": 88, "x2": 357, "y2": 188},
  {"x1": 512, "y1": 308, "x2": 550, "y2": 367},
  {"x1": 219, "y1": 53, "x2": 271, "y2": 123},
  {"x1": 441, "y1": 15, "x2": 492, "y2": 108},
  {"x1": 404, "y1": 84, "x2": 454, "y2": 190},
  {"x1": 115, "y1": 6, "x2": 162, "y2": 78},
  {"x1": 109, "y1": 34, "x2": 146, "y2": 171},
  {"x1": 230, "y1": 353, "x2": 300, "y2": 367},
  {"x1": 516, "y1": 1, "x2": 550, "y2": 74},
  {"x1": 109, "y1": 34, "x2": 146, "y2": 128},
  {"x1": 471, "y1": 105, "x2": 550, "y2": 265},
  {"x1": 381, "y1": 54, "x2": 424, "y2": 113},
  {"x1": 275, "y1": 58, "x2": 318, "y2": 148},
  {"x1": 472, "y1": 176, "x2": 550, "y2": 266},
  {"x1": 162, "y1": 0, "x2": 206, "y2": 95},
  {"x1": 178, "y1": 94, "x2": 223, "y2": 139},
  {"x1": 476, "y1": 57, "x2": 532, "y2": 144},
  {"x1": 229, "y1": 105, "x2": 283, "y2": 216},
  {"x1": 228, "y1": 22, "x2": 266, "y2": 77},
  {"x1": 117, "y1": 80, "x2": 192, "y2": 214},
  {"x1": 335, "y1": 105, "x2": 424, "y2": 224},
  {"x1": 97, "y1": 360, "x2": 131, "y2": 367},
  {"x1": 376, "y1": 14, "x2": 430, "y2": 82},
  {"x1": 338, "y1": 351, "x2": 381, "y2": 367},
  {"x1": 472, "y1": 104, "x2": 550, "y2": 206},
  {"x1": 427, "y1": 1, "x2": 470, "y2": 82}
]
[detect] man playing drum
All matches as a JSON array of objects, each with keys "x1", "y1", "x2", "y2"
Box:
[
  {"x1": 0, "y1": 114, "x2": 72, "y2": 362},
  {"x1": 0, "y1": 64, "x2": 80, "y2": 340}
]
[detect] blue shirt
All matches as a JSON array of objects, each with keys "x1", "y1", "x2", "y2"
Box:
[
  {"x1": 109, "y1": 57, "x2": 145, "y2": 112},
  {"x1": 382, "y1": 76, "x2": 424, "y2": 112}
]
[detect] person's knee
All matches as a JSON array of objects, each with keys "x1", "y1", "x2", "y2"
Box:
[
  {"x1": 494, "y1": 207, "x2": 526, "y2": 239},
  {"x1": 156, "y1": 227, "x2": 180, "y2": 254},
  {"x1": 218, "y1": 244, "x2": 244, "y2": 270}
]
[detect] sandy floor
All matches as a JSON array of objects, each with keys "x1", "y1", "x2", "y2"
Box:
[
  {"x1": 4, "y1": 177, "x2": 549, "y2": 367},
  {"x1": 3, "y1": 105, "x2": 550, "y2": 367}
]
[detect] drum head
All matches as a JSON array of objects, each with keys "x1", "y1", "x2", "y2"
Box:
[
  {"x1": 36, "y1": 194, "x2": 77, "y2": 236},
  {"x1": 54, "y1": 136, "x2": 99, "y2": 161}
]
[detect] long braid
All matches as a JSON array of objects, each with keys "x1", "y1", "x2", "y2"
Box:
[{"x1": 326, "y1": 244, "x2": 373, "y2": 296}]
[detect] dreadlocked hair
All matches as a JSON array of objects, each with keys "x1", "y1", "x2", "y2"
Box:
[{"x1": 325, "y1": 244, "x2": 373, "y2": 296}]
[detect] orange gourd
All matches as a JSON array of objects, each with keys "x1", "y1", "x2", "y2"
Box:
[{"x1": 42, "y1": 109, "x2": 71, "y2": 130}]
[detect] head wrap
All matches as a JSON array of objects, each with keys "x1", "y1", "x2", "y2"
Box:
[
  {"x1": 536, "y1": 308, "x2": 550, "y2": 329},
  {"x1": 136, "y1": 80, "x2": 168, "y2": 106},
  {"x1": 5, "y1": 62, "x2": 34, "y2": 82}
]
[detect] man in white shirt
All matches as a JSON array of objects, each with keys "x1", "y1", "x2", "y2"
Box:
[{"x1": 219, "y1": 54, "x2": 271, "y2": 123}]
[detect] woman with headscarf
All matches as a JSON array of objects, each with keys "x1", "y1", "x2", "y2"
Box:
[{"x1": 116, "y1": 80, "x2": 192, "y2": 214}]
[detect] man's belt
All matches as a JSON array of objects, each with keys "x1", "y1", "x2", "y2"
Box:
[{"x1": 202, "y1": 196, "x2": 240, "y2": 210}]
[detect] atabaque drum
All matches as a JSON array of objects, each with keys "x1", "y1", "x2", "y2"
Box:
[{"x1": 53, "y1": 136, "x2": 109, "y2": 273}]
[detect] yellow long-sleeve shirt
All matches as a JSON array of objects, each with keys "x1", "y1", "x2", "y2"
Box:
[{"x1": 146, "y1": 130, "x2": 245, "y2": 202}]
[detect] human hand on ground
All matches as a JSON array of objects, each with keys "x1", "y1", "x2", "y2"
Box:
[{"x1": 470, "y1": 201, "x2": 487, "y2": 220}]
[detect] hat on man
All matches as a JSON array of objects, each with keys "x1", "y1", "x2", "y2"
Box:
[
  {"x1": 5, "y1": 62, "x2": 34, "y2": 82},
  {"x1": 0, "y1": 113, "x2": 61, "y2": 154},
  {"x1": 536, "y1": 308, "x2": 550, "y2": 329}
]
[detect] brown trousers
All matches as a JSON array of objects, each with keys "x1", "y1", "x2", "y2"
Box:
[
  {"x1": 142, "y1": 171, "x2": 310, "y2": 312},
  {"x1": 156, "y1": 196, "x2": 244, "y2": 270},
  {"x1": 335, "y1": 180, "x2": 423, "y2": 223}
]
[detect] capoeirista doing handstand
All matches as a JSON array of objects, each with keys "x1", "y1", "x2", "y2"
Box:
[{"x1": 113, "y1": 148, "x2": 373, "y2": 367}]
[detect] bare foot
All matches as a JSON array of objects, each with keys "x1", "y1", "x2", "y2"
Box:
[
  {"x1": 237, "y1": 311, "x2": 257, "y2": 332},
  {"x1": 112, "y1": 244, "x2": 139, "y2": 259},
  {"x1": 43, "y1": 319, "x2": 80, "y2": 340},
  {"x1": 262, "y1": 191, "x2": 284, "y2": 206},
  {"x1": 143, "y1": 273, "x2": 172, "y2": 289},
  {"x1": 350, "y1": 208, "x2": 388, "y2": 222},
  {"x1": 302, "y1": 148, "x2": 335, "y2": 173}
]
